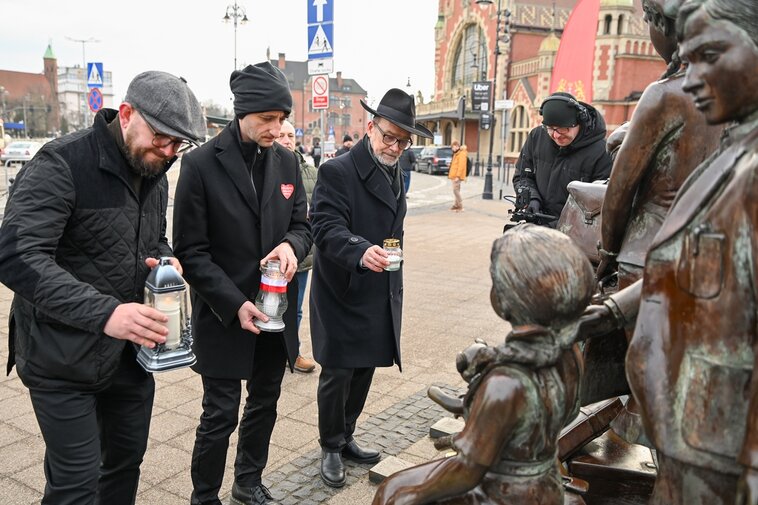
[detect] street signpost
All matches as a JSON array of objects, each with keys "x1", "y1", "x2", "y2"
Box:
[
  {"x1": 312, "y1": 75, "x2": 329, "y2": 109},
  {"x1": 495, "y1": 99, "x2": 515, "y2": 110},
  {"x1": 472, "y1": 81, "x2": 492, "y2": 112},
  {"x1": 307, "y1": 58, "x2": 333, "y2": 75},
  {"x1": 87, "y1": 88, "x2": 103, "y2": 113},
  {"x1": 87, "y1": 62, "x2": 103, "y2": 88},
  {"x1": 307, "y1": 0, "x2": 334, "y2": 75}
]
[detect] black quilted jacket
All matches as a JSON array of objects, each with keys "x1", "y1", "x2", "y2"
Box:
[{"x1": 0, "y1": 109, "x2": 173, "y2": 390}]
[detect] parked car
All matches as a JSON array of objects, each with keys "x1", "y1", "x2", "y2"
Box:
[
  {"x1": 409, "y1": 146, "x2": 424, "y2": 171},
  {"x1": 1, "y1": 141, "x2": 43, "y2": 165},
  {"x1": 416, "y1": 146, "x2": 453, "y2": 175}
]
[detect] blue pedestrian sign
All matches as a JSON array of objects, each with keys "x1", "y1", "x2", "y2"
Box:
[
  {"x1": 295, "y1": 128, "x2": 304, "y2": 137},
  {"x1": 307, "y1": 0, "x2": 333, "y2": 61},
  {"x1": 308, "y1": 0, "x2": 333, "y2": 24},
  {"x1": 308, "y1": 24, "x2": 334, "y2": 59},
  {"x1": 87, "y1": 62, "x2": 104, "y2": 88}
]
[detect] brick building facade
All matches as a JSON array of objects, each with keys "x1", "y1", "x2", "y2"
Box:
[{"x1": 416, "y1": 0, "x2": 665, "y2": 163}]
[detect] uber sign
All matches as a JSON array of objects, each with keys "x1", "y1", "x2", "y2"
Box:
[{"x1": 471, "y1": 81, "x2": 492, "y2": 112}]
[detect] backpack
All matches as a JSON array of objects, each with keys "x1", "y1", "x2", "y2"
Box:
[{"x1": 466, "y1": 157, "x2": 472, "y2": 176}]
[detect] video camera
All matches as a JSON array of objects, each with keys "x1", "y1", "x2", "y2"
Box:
[{"x1": 503, "y1": 169, "x2": 557, "y2": 232}]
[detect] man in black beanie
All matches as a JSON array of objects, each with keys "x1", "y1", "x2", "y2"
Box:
[
  {"x1": 173, "y1": 61, "x2": 312, "y2": 505},
  {"x1": 334, "y1": 134, "x2": 353, "y2": 157},
  {"x1": 512, "y1": 92, "x2": 612, "y2": 227}
]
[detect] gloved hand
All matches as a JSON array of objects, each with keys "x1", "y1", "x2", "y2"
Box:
[{"x1": 527, "y1": 199, "x2": 541, "y2": 214}]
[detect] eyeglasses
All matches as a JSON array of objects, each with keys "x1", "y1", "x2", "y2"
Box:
[
  {"x1": 542, "y1": 124, "x2": 575, "y2": 135},
  {"x1": 374, "y1": 122, "x2": 413, "y2": 151},
  {"x1": 137, "y1": 110, "x2": 195, "y2": 153}
]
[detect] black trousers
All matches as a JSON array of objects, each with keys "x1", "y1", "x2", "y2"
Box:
[
  {"x1": 28, "y1": 347, "x2": 155, "y2": 505},
  {"x1": 317, "y1": 366, "x2": 375, "y2": 452},
  {"x1": 190, "y1": 334, "x2": 287, "y2": 505}
]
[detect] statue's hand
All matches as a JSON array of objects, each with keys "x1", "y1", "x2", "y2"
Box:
[
  {"x1": 576, "y1": 304, "x2": 617, "y2": 342},
  {"x1": 736, "y1": 467, "x2": 758, "y2": 505}
]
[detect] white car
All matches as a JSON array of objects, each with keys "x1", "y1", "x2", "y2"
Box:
[{"x1": 1, "y1": 141, "x2": 43, "y2": 165}]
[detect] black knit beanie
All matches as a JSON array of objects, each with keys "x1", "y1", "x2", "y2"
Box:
[{"x1": 230, "y1": 62, "x2": 293, "y2": 118}]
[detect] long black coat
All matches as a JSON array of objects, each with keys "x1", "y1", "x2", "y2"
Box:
[
  {"x1": 309, "y1": 137, "x2": 405, "y2": 369},
  {"x1": 172, "y1": 124, "x2": 311, "y2": 379}
]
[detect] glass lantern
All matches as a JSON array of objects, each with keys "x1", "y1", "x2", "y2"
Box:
[
  {"x1": 383, "y1": 238, "x2": 403, "y2": 271},
  {"x1": 254, "y1": 259, "x2": 288, "y2": 332},
  {"x1": 136, "y1": 257, "x2": 196, "y2": 373}
]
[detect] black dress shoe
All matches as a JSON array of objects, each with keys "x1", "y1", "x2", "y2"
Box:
[
  {"x1": 341, "y1": 439, "x2": 381, "y2": 464},
  {"x1": 320, "y1": 450, "x2": 346, "y2": 488},
  {"x1": 230, "y1": 482, "x2": 273, "y2": 505}
]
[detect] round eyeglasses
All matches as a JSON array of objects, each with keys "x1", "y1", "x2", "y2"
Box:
[
  {"x1": 138, "y1": 110, "x2": 195, "y2": 153},
  {"x1": 374, "y1": 122, "x2": 413, "y2": 151},
  {"x1": 542, "y1": 124, "x2": 575, "y2": 135}
]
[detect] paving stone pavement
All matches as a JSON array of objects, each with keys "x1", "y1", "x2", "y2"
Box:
[{"x1": 0, "y1": 164, "x2": 514, "y2": 505}]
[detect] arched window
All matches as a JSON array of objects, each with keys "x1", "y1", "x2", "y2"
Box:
[
  {"x1": 617, "y1": 14, "x2": 624, "y2": 35},
  {"x1": 444, "y1": 122, "x2": 454, "y2": 145},
  {"x1": 508, "y1": 105, "x2": 531, "y2": 155},
  {"x1": 604, "y1": 15, "x2": 612, "y2": 35},
  {"x1": 451, "y1": 24, "x2": 488, "y2": 89}
]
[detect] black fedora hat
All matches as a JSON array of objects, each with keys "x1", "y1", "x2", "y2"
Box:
[{"x1": 360, "y1": 89, "x2": 433, "y2": 139}]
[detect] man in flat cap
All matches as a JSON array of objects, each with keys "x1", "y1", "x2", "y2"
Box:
[
  {"x1": 309, "y1": 88, "x2": 433, "y2": 487},
  {"x1": 0, "y1": 70, "x2": 205, "y2": 505},
  {"x1": 512, "y1": 91, "x2": 612, "y2": 227},
  {"x1": 172, "y1": 61, "x2": 311, "y2": 505}
]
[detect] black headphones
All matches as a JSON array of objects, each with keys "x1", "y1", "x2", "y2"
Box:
[{"x1": 539, "y1": 94, "x2": 590, "y2": 124}]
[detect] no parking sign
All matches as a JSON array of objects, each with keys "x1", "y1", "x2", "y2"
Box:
[{"x1": 87, "y1": 88, "x2": 103, "y2": 113}]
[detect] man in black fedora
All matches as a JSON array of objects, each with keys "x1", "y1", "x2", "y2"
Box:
[{"x1": 309, "y1": 88, "x2": 433, "y2": 487}]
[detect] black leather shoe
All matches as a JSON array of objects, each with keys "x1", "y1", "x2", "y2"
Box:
[
  {"x1": 320, "y1": 450, "x2": 346, "y2": 488},
  {"x1": 341, "y1": 439, "x2": 381, "y2": 464},
  {"x1": 230, "y1": 482, "x2": 273, "y2": 505}
]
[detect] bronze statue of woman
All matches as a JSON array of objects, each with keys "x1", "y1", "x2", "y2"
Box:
[
  {"x1": 597, "y1": 0, "x2": 722, "y2": 287},
  {"x1": 581, "y1": 0, "x2": 758, "y2": 502}
]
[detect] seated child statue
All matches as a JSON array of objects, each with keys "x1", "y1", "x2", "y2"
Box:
[{"x1": 372, "y1": 224, "x2": 595, "y2": 505}]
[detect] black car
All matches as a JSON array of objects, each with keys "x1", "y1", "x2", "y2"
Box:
[
  {"x1": 408, "y1": 146, "x2": 424, "y2": 171},
  {"x1": 416, "y1": 146, "x2": 453, "y2": 175}
]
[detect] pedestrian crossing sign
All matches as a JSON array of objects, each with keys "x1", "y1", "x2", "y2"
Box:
[{"x1": 87, "y1": 62, "x2": 104, "y2": 88}]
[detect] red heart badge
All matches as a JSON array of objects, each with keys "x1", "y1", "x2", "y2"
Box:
[{"x1": 280, "y1": 184, "x2": 294, "y2": 199}]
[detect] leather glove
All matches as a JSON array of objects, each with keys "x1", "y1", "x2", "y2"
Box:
[{"x1": 527, "y1": 199, "x2": 541, "y2": 214}]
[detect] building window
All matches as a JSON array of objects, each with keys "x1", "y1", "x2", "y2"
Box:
[
  {"x1": 451, "y1": 24, "x2": 488, "y2": 89},
  {"x1": 617, "y1": 15, "x2": 624, "y2": 35},
  {"x1": 604, "y1": 15, "x2": 612, "y2": 35},
  {"x1": 508, "y1": 105, "x2": 531, "y2": 155}
]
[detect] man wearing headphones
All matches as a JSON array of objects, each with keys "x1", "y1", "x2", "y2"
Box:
[{"x1": 512, "y1": 92, "x2": 612, "y2": 227}]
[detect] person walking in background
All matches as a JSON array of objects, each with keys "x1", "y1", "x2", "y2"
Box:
[
  {"x1": 398, "y1": 143, "x2": 416, "y2": 196},
  {"x1": 276, "y1": 119, "x2": 318, "y2": 374},
  {"x1": 172, "y1": 62, "x2": 311, "y2": 505},
  {"x1": 0, "y1": 71, "x2": 206, "y2": 505},
  {"x1": 334, "y1": 134, "x2": 353, "y2": 157},
  {"x1": 309, "y1": 88, "x2": 433, "y2": 488},
  {"x1": 448, "y1": 140, "x2": 468, "y2": 211},
  {"x1": 311, "y1": 138, "x2": 322, "y2": 168}
]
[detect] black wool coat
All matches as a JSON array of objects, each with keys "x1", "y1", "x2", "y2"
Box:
[
  {"x1": 172, "y1": 124, "x2": 311, "y2": 379},
  {"x1": 309, "y1": 137, "x2": 405, "y2": 369}
]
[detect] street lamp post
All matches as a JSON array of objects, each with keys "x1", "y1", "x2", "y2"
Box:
[
  {"x1": 223, "y1": 1, "x2": 249, "y2": 71},
  {"x1": 475, "y1": 0, "x2": 511, "y2": 200},
  {"x1": 66, "y1": 36, "x2": 100, "y2": 129}
]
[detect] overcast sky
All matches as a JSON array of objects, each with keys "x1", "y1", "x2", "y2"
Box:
[{"x1": 0, "y1": 0, "x2": 438, "y2": 110}]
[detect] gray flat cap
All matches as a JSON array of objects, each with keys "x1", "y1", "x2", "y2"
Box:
[{"x1": 125, "y1": 71, "x2": 207, "y2": 144}]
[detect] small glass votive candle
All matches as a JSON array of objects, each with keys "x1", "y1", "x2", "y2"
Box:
[{"x1": 383, "y1": 238, "x2": 403, "y2": 271}]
